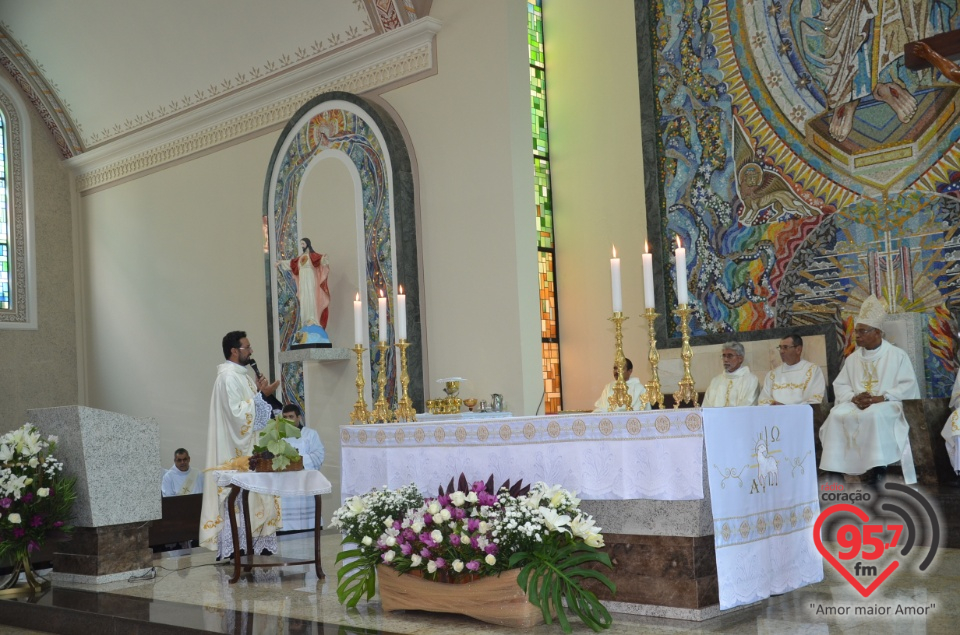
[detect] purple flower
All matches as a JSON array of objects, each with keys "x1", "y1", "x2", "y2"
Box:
[
  {"x1": 472, "y1": 481, "x2": 486, "y2": 493},
  {"x1": 420, "y1": 547, "x2": 432, "y2": 558},
  {"x1": 452, "y1": 508, "x2": 466, "y2": 520},
  {"x1": 466, "y1": 560, "x2": 481, "y2": 572},
  {"x1": 400, "y1": 543, "x2": 413, "y2": 556},
  {"x1": 419, "y1": 532, "x2": 436, "y2": 548},
  {"x1": 30, "y1": 515, "x2": 44, "y2": 528},
  {"x1": 12, "y1": 528, "x2": 25, "y2": 539},
  {"x1": 470, "y1": 536, "x2": 479, "y2": 549},
  {"x1": 467, "y1": 518, "x2": 480, "y2": 532},
  {"x1": 478, "y1": 492, "x2": 497, "y2": 506},
  {"x1": 22, "y1": 493, "x2": 34, "y2": 504},
  {"x1": 53, "y1": 521, "x2": 64, "y2": 528},
  {"x1": 402, "y1": 528, "x2": 416, "y2": 542},
  {"x1": 484, "y1": 543, "x2": 499, "y2": 555},
  {"x1": 0, "y1": 498, "x2": 11, "y2": 509},
  {"x1": 450, "y1": 534, "x2": 461, "y2": 546},
  {"x1": 423, "y1": 513, "x2": 433, "y2": 525},
  {"x1": 434, "y1": 557, "x2": 446, "y2": 569},
  {"x1": 392, "y1": 521, "x2": 402, "y2": 531},
  {"x1": 438, "y1": 495, "x2": 450, "y2": 507},
  {"x1": 27, "y1": 540, "x2": 40, "y2": 553}
]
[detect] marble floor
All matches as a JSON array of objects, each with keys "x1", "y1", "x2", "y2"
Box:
[{"x1": 1, "y1": 483, "x2": 959, "y2": 634}]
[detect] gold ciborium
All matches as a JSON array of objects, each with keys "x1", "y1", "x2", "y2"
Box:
[{"x1": 462, "y1": 398, "x2": 478, "y2": 412}]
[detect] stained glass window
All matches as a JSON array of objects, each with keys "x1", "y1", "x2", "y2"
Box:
[
  {"x1": 529, "y1": 0, "x2": 562, "y2": 413},
  {"x1": 0, "y1": 109, "x2": 8, "y2": 310}
]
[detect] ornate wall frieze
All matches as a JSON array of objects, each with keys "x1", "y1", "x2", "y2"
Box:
[{"x1": 68, "y1": 19, "x2": 439, "y2": 193}]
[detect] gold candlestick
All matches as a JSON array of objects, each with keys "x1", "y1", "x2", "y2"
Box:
[
  {"x1": 349, "y1": 344, "x2": 371, "y2": 425},
  {"x1": 393, "y1": 339, "x2": 417, "y2": 422},
  {"x1": 608, "y1": 312, "x2": 633, "y2": 411},
  {"x1": 673, "y1": 304, "x2": 698, "y2": 408},
  {"x1": 642, "y1": 307, "x2": 665, "y2": 409},
  {"x1": 371, "y1": 341, "x2": 393, "y2": 423}
]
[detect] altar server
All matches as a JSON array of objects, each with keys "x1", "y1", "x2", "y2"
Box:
[{"x1": 279, "y1": 403, "x2": 325, "y2": 531}]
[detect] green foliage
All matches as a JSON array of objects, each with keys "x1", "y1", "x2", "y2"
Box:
[
  {"x1": 510, "y1": 541, "x2": 615, "y2": 633},
  {"x1": 253, "y1": 416, "x2": 301, "y2": 470},
  {"x1": 335, "y1": 539, "x2": 380, "y2": 607}
]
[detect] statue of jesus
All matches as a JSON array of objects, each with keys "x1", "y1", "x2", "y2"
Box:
[{"x1": 278, "y1": 238, "x2": 330, "y2": 330}]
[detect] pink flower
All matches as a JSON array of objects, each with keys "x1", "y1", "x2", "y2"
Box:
[
  {"x1": 434, "y1": 557, "x2": 446, "y2": 569},
  {"x1": 420, "y1": 547, "x2": 432, "y2": 558},
  {"x1": 27, "y1": 540, "x2": 40, "y2": 553},
  {"x1": 53, "y1": 521, "x2": 64, "y2": 528},
  {"x1": 0, "y1": 498, "x2": 11, "y2": 509},
  {"x1": 471, "y1": 481, "x2": 486, "y2": 493},
  {"x1": 484, "y1": 543, "x2": 498, "y2": 555},
  {"x1": 400, "y1": 543, "x2": 413, "y2": 556},
  {"x1": 452, "y1": 508, "x2": 466, "y2": 520},
  {"x1": 449, "y1": 534, "x2": 461, "y2": 546},
  {"x1": 466, "y1": 560, "x2": 480, "y2": 571},
  {"x1": 467, "y1": 518, "x2": 480, "y2": 532}
]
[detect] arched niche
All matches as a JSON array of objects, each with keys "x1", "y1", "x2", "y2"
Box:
[{"x1": 263, "y1": 91, "x2": 422, "y2": 416}]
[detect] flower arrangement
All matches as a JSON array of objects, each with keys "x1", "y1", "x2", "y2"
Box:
[
  {"x1": 332, "y1": 474, "x2": 615, "y2": 632},
  {"x1": 0, "y1": 423, "x2": 77, "y2": 566}
]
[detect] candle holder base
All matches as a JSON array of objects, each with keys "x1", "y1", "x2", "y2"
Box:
[
  {"x1": 393, "y1": 339, "x2": 417, "y2": 422},
  {"x1": 608, "y1": 312, "x2": 633, "y2": 411},
  {"x1": 349, "y1": 344, "x2": 371, "y2": 425},
  {"x1": 371, "y1": 341, "x2": 393, "y2": 424},
  {"x1": 672, "y1": 304, "x2": 698, "y2": 408}
]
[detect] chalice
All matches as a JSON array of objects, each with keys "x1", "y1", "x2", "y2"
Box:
[{"x1": 463, "y1": 398, "x2": 478, "y2": 412}]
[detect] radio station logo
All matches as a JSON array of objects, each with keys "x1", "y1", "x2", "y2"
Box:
[{"x1": 814, "y1": 482, "x2": 940, "y2": 598}]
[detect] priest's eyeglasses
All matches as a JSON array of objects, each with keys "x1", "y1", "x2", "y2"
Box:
[{"x1": 238, "y1": 346, "x2": 253, "y2": 351}]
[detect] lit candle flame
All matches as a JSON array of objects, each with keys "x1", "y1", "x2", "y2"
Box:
[
  {"x1": 355, "y1": 292, "x2": 360, "y2": 301},
  {"x1": 645, "y1": 240, "x2": 649, "y2": 254},
  {"x1": 399, "y1": 284, "x2": 404, "y2": 294},
  {"x1": 612, "y1": 245, "x2": 617, "y2": 258},
  {"x1": 676, "y1": 236, "x2": 682, "y2": 249},
  {"x1": 379, "y1": 289, "x2": 384, "y2": 298}
]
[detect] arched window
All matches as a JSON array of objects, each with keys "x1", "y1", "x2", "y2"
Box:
[{"x1": 0, "y1": 77, "x2": 37, "y2": 329}]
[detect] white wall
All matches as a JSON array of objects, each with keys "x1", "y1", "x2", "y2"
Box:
[
  {"x1": 545, "y1": 0, "x2": 649, "y2": 410},
  {"x1": 76, "y1": 1, "x2": 544, "y2": 505}
]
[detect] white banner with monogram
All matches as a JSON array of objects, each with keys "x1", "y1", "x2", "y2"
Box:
[
  {"x1": 702, "y1": 405, "x2": 824, "y2": 609},
  {"x1": 340, "y1": 410, "x2": 705, "y2": 501}
]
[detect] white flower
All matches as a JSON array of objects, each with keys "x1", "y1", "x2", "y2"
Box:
[
  {"x1": 410, "y1": 554, "x2": 422, "y2": 567},
  {"x1": 485, "y1": 554, "x2": 496, "y2": 566},
  {"x1": 428, "y1": 500, "x2": 441, "y2": 515},
  {"x1": 37, "y1": 488, "x2": 50, "y2": 498},
  {"x1": 28, "y1": 457, "x2": 39, "y2": 468},
  {"x1": 0, "y1": 445, "x2": 11, "y2": 462},
  {"x1": 583, "y1": 532, "x2": 604, "y2": 548},
  {"x1": 346, "y1": 496, "x2": 366, "y2": 514},
  {"x1": 383, "y1": 551, "x2": 396, "y2": 563},
  {"x1": 47, "y1": 435, "x2": 58, "y2": 444},
  {"x1": 384, "y1": 516, "x2": 394, "y2": 528},
  {"x1": 384, "y1": 536, "x2": 397, "y2": 547},
  {"x1": 539, "y1": 507, "x2": 571, "y2": 533},
  {"x1": 570, "y1": 514, "x2": 599, "y2": 540},
  {"x1": 452, "y1": 559, "x2": 464, "y2": 572},
  {"x1": 465, "y1": 491, "x2": 478, "y2": 503},
  {"x1": 8, "y1": 513, "x2": 21, "y2": 524},
  {"x1": 427, "y1": 560, "x2": 438, "y2": 573},
  {"x1": 411, "y1": 521, "x2": 424, "y2": 533},
  {"x1": 449, "y1": 491, "x2": 466, "y2": 507},
  {"x1": 460, "y1": 533, "x2": 471, "y2": 544},
  {"x1": 478, "y1": 521, "x2": 490, "y2": 533},
  {"x1": 430, "y1": 529, "x2": 443, "y2": 544},
  {"x1": 439, "y1": 509, "x2": 451, "y2": 522},
  {"x1": 361, "y1": 536, "x2": 373, "y2": 546}
]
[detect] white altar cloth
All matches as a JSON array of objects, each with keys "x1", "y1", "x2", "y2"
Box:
[
  {"x1": 702, "y1": 405, "x2": 823, "y2": 610},
  {"x1": 340, "y1": 410, "x2": 705, "y2": 501},
  {"x1": 215, "y1": 470, "x2": 332, "y2": 496}
]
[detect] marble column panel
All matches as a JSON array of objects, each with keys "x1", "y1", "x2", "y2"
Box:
[{"x1": 53, "y1": 522, "x2": 153, "y2": 577}]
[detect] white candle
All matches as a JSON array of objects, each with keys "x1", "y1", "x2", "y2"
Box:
[
  {"x1": 610, "y1": 245, "x2": 622, "y2": 313},
  {"x1": 397, "y1": 285, "x2": 407, "y2": 340},
  {"x1": 378, "y1": 291, "x2": 388, "y2": 343},
  {"x1": 675, "y1": 236, "x2": 688, "y2": 305},
  {"x1": 354, "y1": 293, "x2": 363, "y2": 345},
  {"x1": 642, "y1": 241, "x2": 655, "y2": 309}
]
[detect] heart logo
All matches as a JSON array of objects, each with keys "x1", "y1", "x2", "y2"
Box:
[{"x1": 813, "y1": 503, "x2": 899, "y2": 597}]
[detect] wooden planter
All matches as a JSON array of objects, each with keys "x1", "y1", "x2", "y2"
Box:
[{"x1": 377, "y1": 565, "x2": 544, "y2": 628}]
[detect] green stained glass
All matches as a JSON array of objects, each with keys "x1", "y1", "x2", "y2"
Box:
[{"x1": 529, "y1": 0, "x2": 561, "y2": 412}]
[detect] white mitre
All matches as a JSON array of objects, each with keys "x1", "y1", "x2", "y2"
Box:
[{"x1": 857, "y1": 294, "x2": 887, "y2": 329}]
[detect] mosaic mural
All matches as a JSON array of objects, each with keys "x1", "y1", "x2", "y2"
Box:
[
  {"x1": 649, "y1": 0, "x2": 960, "y2": 395},
  {"x1": 271, "y1": 105, "x2": 397, "y2": 411}
]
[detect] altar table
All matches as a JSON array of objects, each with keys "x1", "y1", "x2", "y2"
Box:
[{"x1": 339, "y1": 406, "x2": 821, "y2": 617}]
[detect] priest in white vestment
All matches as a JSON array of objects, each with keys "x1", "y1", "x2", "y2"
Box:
[
  {"x1": 593, "y1": 358, "x2": 650, "y2": 412},
  {"x1": 819, "y1": 296, "x2": 920, "y2": 483},
  {"x1": 702, "y1": 341, "x2": 760, "y2": 407},
  {"x1": 161, "y1": 448, "x2": 204, "y2": 496},
  {"x1": 199, "y1": 331, "x2": 283, "y2": 557},
  {"x1": 940, "y1": 372, "x2": 960, "y2": 475},
  {"x1": 279, "y1": 403, "x2": 325, "y2": 531},
  {"x1": 758, "y1": 334, "x2": 826, "y2": 406}
]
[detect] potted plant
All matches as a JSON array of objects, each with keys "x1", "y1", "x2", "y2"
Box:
[{"x1": 250, "y1": 416, "x2": 303, "y2": 472}]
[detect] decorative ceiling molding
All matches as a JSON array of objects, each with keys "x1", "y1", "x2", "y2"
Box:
[
  {"x1": 0, "y1": 24, "x2": 83, "y2": 158},
  {"x1": 66, "y1": 17, "x2": 440, "y2": 194}
]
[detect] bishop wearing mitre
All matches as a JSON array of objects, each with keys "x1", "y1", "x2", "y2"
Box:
[{"x1": 819, "y1": 295, "x2": 920, "y2": 484}]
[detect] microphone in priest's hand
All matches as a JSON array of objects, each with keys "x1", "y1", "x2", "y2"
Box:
[
  {"x1": 249, "y1": 358, "x2": 284, "y2": 411},
  {"x1": 248, "y1": 358, "x2": 263, "y2": 379}
]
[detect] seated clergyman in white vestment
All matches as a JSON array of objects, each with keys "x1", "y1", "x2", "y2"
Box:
[
  {"x1": 819, "y1": 295, "x2": 920, "y2": 484},
  {"x1": 199, "y1": 331, "x2": 282, "y2": 558},
  {"x1": 279, "y1": 403, "x2": 325, "y2": 531},
  {"x1": 702, "y1": 341, "x2": 760, "y2": 407},
  {"x1": 758, "y1": 334, "x2": 826, "y2": 406},
  {"x1": 161, "y1": 448, "x2": 204, "y2": 496},
  {"x1": 593, "y1": 358, "x2": 650, "y2": 412},
  {"x1": 940, "y1": 372, "x2": 960, "y2": 477}
]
